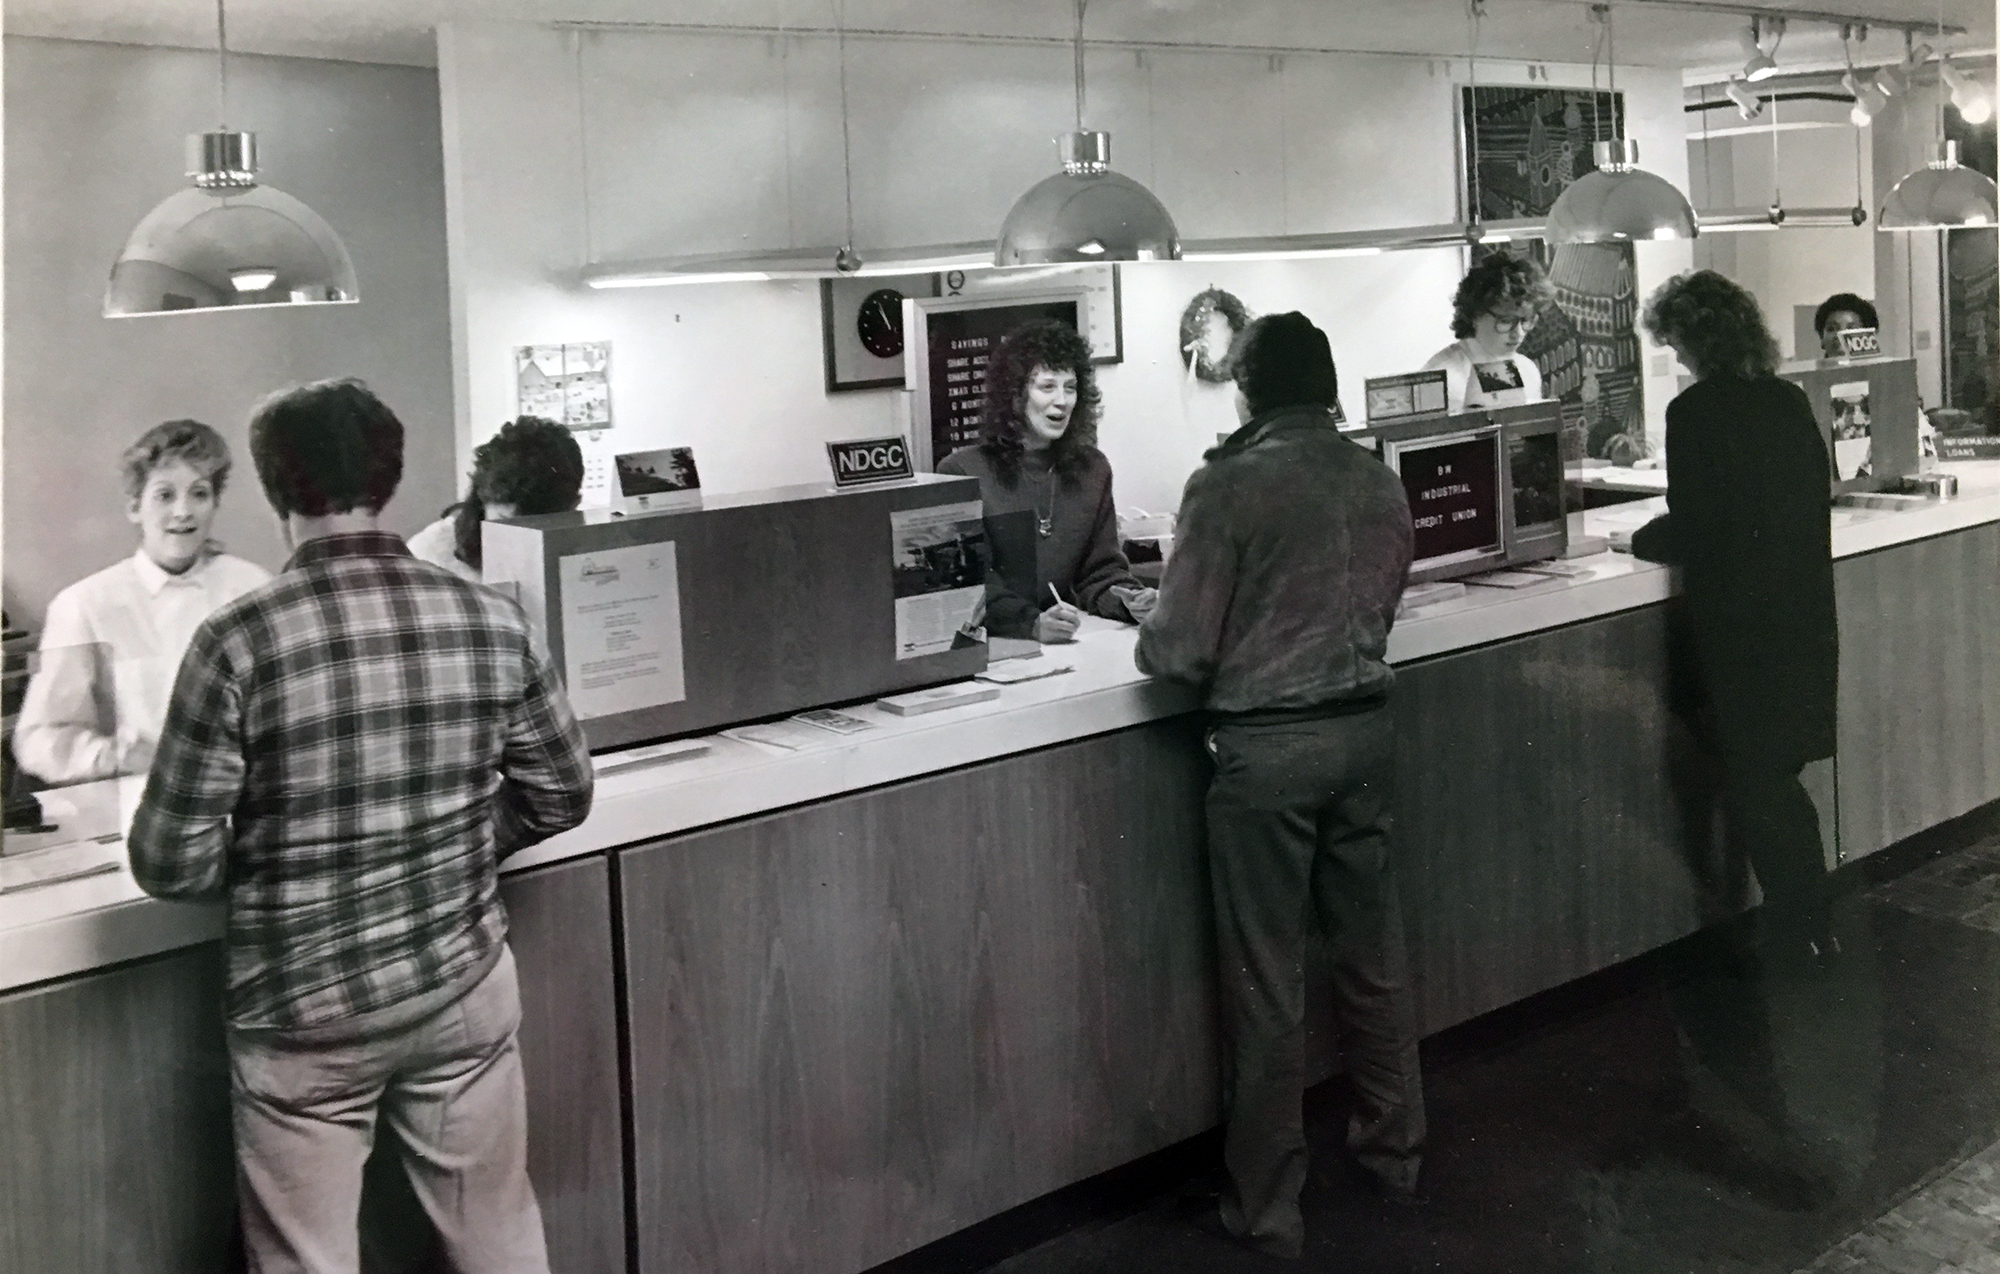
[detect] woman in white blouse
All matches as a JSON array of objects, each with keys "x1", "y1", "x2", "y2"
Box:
[
  {"x1": 1422, "y1": 252, "x2": 1553, "y2": 413},
  {"x1": 13, "y1": 421, "x2": 270, "y2": 784}
]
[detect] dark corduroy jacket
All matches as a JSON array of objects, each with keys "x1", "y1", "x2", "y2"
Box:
[
  {"x1": 1136, "y1": 406, "x2": 1414, "y2": 716},
  {"x1": 1630, "y1": 374, "x2": 1838, "y2": 768}
]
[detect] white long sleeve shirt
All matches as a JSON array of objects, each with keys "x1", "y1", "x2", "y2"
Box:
[{"x1": 13, "y1": 549, "x2": 270, "y2": 784}]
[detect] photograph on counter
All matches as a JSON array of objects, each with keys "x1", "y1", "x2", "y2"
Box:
[
  {"x1": 889, "y1": 500, "x2": 988, "y2": 660},
  {"x1": 614, "y1": 447, "x2": 700, "y2": 496},
  {"x1": 1830, "y1": 381, "x2": 1873, "y2": 481},
  {"x1": 1460, "y1": 84, "x2": 1646, "y2": 463},
  {"x1": 515, "y1": 341, "x2": 612, "y2": 429}
]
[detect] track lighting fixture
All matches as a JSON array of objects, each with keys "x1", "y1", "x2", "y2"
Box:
[
  {"x1": 1739, "y1": 17, "x2": 1782, "y2": 82},
  {"x1": 1939, "y1": 56, "x2": 1993, "y2": 125},
  {"x1": 1725, "y1": 78, "x2": 1763, "y2": 120}
]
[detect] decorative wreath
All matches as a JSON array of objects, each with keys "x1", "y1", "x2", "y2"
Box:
[{"x1": 1178, "y1": 287, "x2": 1253, "y2": 383}]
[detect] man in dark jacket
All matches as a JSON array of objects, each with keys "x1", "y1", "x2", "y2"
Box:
[{"x1": 1137, "y1": 313, "x2": 1422, "y2": 1260}]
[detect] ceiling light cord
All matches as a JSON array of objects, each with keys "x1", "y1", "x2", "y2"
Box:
[
  {"x1": 837, "y1": 0, "x2": 856, "y2": 252},
  {"x1": 1467, "y1": 0, "x2": 1485, "y2": 225},
  {"x1": 215, "y1": 0, "x2": 229, "y2": 128},
  {"x1": 1074, "y1": 0, "x2": 1089, "y2": 133}
]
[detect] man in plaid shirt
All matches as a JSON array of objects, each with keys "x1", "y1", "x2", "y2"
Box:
[{"x1": 129, "y1": 378, "x2": 594, "y2": 1274}]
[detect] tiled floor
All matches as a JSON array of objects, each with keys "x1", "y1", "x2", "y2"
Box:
[
  {"x1": 1797, "y1": 1139, "x2": 2000, "y2": 1274},
  {"x1": 1869, "y1": 842, "x2": 2000, "y2": 935}
]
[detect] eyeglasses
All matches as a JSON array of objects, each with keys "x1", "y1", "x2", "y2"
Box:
[{"x1": 1487, "y1": 311, "x2": 1537, "y2": 335}]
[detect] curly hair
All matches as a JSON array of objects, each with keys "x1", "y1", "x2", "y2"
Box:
[
  {"x1": 449, "y1": 417, "x2": 586, "y2": 569},
  {"x1": 1450, "y1": 252, "x2": 1555, "y2": 339},
  {"x1": 120, "y1": 419, "x2": 232, "y2": 502},
  {"x1": 978, "y1": 319, "x2": 1102, "y2": 486},
  {"x1": 248, "y1": 378, "x2": 405, "y2": 519},
  {"x1": 1813, "y1": 292, "x2": 1878, "y2": 336},
  {"x1": 1643, "y1": 270, "x2": 1779, "y2": 381}
]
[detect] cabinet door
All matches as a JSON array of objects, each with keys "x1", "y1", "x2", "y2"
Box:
[
  {"x1": 1835, "y1": 523, "x2": 2000, "y2": 858},
  {"x1": 0, "y1": 945, "x2": 235, "y2": 1274}
]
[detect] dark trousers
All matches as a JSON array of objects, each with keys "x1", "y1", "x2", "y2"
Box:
[
  {"x1": 1204, "y1": 707, "x2": 1426, "y2": 1255},
  {"x1": 1721, "y1": 757, "x2": 1831, "y2": 946}
]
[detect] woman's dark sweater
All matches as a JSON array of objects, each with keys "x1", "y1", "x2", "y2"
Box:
[
  {"x1": 936, "y1": 444, "x2": 1141, "y2": 639},
  {"x1": 1630, "y1": 374, "x2": 1837, "y2": 768}
]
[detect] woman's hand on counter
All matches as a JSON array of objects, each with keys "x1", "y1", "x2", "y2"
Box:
[{"x1": 1035, "y1": 603, "x2": 1083, "y2": 644}]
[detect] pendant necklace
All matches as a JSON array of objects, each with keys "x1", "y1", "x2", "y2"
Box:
[{"x1": 1032, "y1": 469, "x2": 1056, "y2": 537}]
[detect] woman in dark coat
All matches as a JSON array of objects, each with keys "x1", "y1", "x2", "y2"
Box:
[{"x1": 1631, "y1": 271, "x2": 1838, "y2": 959}]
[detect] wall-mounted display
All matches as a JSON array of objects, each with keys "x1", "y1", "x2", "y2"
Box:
[
  {"x1": 903, "y1": 290, "x2": 1088, "y2": 471},
  {"x1": 1179, "y1": 287, "x2": 1251, "y2": 383},
  {"x1": 938, "y1": 265, "x2": 1122, "y2": 364},
  {"x1": 516, "y1": 342, "x2": 612, "y2": 428},
  {"x1": 821, "y1": 273, "x2": 941, "y2": 392},
  {"x1": 1460, "y1": 86, "x2": 1645, "y2": 463}
]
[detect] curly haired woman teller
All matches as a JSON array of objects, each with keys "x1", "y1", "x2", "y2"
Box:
[
  {"x1": 409, "y1": 417, "x2": 586, "y2": 582},
  {"x1": 936, "y1": 320, "x2": 1155, "y2": 644},
  {"x1": 13, "y1": 421, "x2": 271, "y2": 784},
  {"x1": 1630, "y1": 270, "x2": 1839, "y2": 965},
  {"x1": 1423, "y1": 252, "x2": 1553, "y2": 413}
]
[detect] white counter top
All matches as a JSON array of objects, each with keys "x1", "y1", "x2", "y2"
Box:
[{"x1": 7, "y1": 460, "x2": 1998, "y2": 993}]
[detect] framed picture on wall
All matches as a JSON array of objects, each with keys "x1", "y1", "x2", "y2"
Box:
[
  {"x1": 1458, "y1": 85, "x2": 1645, "y2": 463},
  {"x1": 934, "y1": 263, "x2": 1123, "y2": 365},
  {"x1": 821, "y1": 273, "x2": 941, "y2": 393}
]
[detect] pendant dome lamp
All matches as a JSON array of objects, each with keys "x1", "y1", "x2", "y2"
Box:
[
  {"x1": 105, "y1": 0, "x2": 357, "y2": 317},
  {"x1": 1879, "y1": 11, "x2": 1997, "y2": 229},
  {"x1": 994, "y1": 0, "x2": 1181, "y2": 265},
  {"x1": 1544, "y1": 4, "x2": 1699, "y2": 244}
]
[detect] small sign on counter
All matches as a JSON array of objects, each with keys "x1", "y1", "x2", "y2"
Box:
[
  {"x1": 1364, "y1": 370, "x2": 1449, "y2": 424},
  {"x1": 889, "y1": 501, "x2": 988, "y2": 660},
  {"x1": 826, "y1": 437, "x2": 914, "y2": 488}
]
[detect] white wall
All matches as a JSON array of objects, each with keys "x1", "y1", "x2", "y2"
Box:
[
  {"x1": 3, "y1": 38, "x2": 457, "y2": 627},
  {"x1": 1689, "y1": 95, "x2": 1878, "y2": 362},
  {"x1": 439, "y1": 22, "x2": 1693, "y2": 514}
]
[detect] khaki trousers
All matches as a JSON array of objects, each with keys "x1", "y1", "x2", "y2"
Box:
[
  {"x1": 228, "y1": 945, "x2": 549, "y2": 1274},
  {"x1": 1205, "y1": 708, "x2": 1426, "y2": 1258}
]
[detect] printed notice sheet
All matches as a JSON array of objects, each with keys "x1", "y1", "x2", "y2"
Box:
[
  {"x1": 559, "y1": 543, "x2": 687, "y2": 720},
  {"x1": 889, "y1": 500, "x2": 988, "y2": 660}
]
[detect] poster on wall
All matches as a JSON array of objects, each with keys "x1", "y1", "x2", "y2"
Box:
[
  {"x1": 557, "y1": 542, "x2": 686, "y2": 721},
  {"x1": 1459, "y1": 86, "x2": 1645, "y2": 463},
  {"x1": 1944, "y1": 109, "x2": 1998, "y2": 432},
  {"x1": 515, "y1": 342, "x2": 612, "y2": 430},
  {"x1": 888, "y1": 501, "x2": 987, "y2": 660}
]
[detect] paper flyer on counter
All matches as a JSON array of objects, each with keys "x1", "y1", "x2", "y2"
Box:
[
  {"x1": 558, "y1": 543, "x2": 686, "y2": 720},
  {"x1": 889, "y1": 501, "x2": 988, "y2": 660},
  {"x1": 1831, "y1": 381, "x2": 1872, "y2": 480}
]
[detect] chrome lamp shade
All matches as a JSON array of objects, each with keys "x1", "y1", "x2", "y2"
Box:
[
  {"x1": 1545, "y1": 139, "x2": 1699, "y2": 244},
  {"x1": 996, "y1": 132, "x2": 1181, "y2": 266},
  {"x1": 1879, "y1": 141, "x2": 1999, "y2": 230},
  {"x1": 105, "y1": 131, "x2": 358, "y2": 317}
]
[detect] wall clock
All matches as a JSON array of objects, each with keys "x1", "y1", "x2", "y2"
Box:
[
  {"x1": 856, "y1": 288, "x2": 905, "y2": 359},
  {"x1": 1179, "y1": 287, "x2": 1251, "y2": 383},
  {"x1": 821, "y1": 273, "x2": 940, "y2": 393}
]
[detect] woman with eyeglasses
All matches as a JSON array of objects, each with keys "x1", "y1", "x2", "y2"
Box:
[{"x1": 1423, "y1": 253, "x2": 1553, "y2": 413}]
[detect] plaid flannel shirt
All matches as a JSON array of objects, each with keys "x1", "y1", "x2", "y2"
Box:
[{"x1": 128, "y1": 532, "x2": 594, "y2": 1032}]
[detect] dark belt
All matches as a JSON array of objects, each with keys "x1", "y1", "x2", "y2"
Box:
[{"x1": 1208, "y1": 695, "x2": 1388, "y2": 728}]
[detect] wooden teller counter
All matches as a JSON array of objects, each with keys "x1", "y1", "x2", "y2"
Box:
[{"x1": 4, "y1": 463, "x2": 2000, "y2": 1274}]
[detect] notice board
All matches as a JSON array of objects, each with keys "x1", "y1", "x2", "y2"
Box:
[{"x1": 903, "y1": 290, "x2": 1087, "y2": 471}]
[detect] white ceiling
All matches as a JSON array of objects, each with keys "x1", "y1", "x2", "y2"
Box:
[{"x1": 4, "y1": 0, "x2": 1992, "y2": 76}]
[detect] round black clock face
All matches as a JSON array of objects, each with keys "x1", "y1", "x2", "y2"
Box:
[{"x1": 857, "y1": 288, "x2": 905, "y2": 359}]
